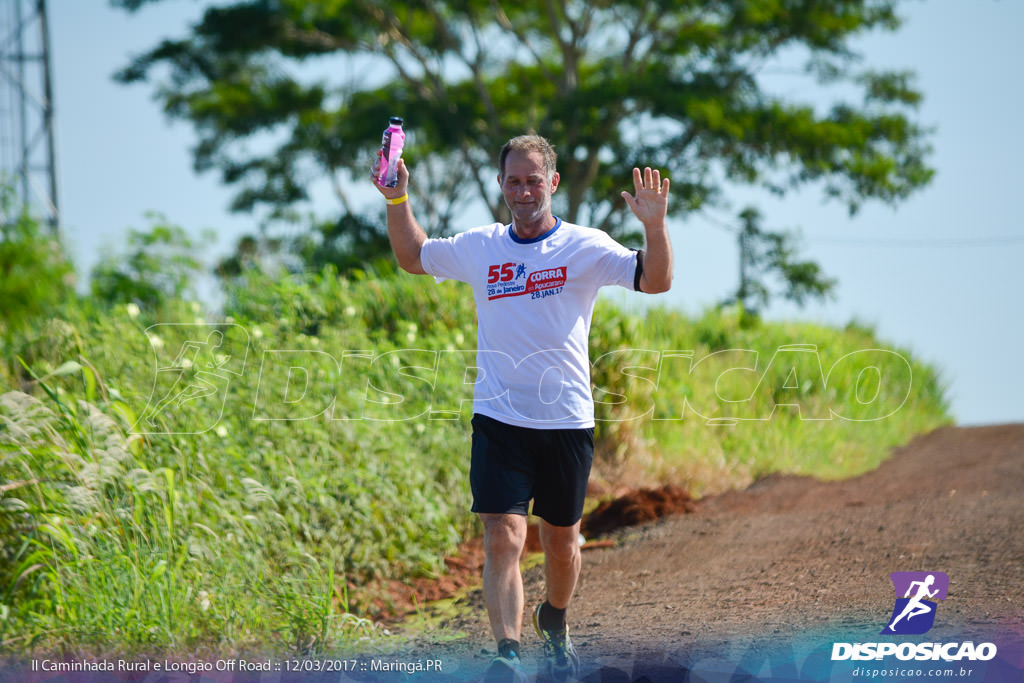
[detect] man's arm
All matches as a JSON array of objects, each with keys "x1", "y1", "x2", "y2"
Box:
[
  {"x1": 621, "y1": 167, "x2": 673, "y2": 293},
  {"x1": 374, "y1": 157, "x2": 427, "y2": 275}
]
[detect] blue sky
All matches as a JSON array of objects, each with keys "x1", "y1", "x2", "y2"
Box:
[{"x1": 45, "y1": 0, "x2": 1023, "y2": 426}]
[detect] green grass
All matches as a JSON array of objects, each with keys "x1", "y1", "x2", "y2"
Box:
[
  {"x1": 588, "y1": 302, "x2": 950, "y2": 495},
  {"x1": 0, "y1": 266, "x2": 950, "y2": 657}
]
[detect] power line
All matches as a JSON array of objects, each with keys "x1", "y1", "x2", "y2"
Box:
[
  {"x1": 808, "y1": 235, "x2": 1024, "y2": 248},
  {"x1": 692, "y1": 210, "x2": 1024, "y2": 249}
]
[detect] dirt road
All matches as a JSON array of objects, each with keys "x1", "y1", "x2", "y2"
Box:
[{"x1": 393, "y1": 424, "x2": 1024, "y2": 681}]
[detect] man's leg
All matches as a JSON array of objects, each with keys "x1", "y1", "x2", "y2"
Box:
[
  {"x1": 540, "y1": 519, "x2": 582, "y2": 610},
  {"x1": 481, "y1": 512, "x2": 528, "y2": 643},
  {"x1": 533, "y1": 519, "x2": 583, "y2": 680}
]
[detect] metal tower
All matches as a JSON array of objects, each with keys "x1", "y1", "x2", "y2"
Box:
[{"x1": 1, "y1": 0, "x2": 58, "y2": 232}]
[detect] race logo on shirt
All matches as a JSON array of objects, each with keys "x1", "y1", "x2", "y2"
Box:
[{"x1": 486, "y1": 262, "x2": 567, "y2": 301}]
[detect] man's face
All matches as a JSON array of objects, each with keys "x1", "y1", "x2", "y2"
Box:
[{"x1": 499, "y1": 150, "x2": 559, "y2": 227}]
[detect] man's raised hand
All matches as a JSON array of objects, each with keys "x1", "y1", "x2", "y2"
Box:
[{"x1": 621, "y1": 167, "x2": 670, "y2": 229}]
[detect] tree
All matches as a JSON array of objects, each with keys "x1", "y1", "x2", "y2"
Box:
[
  {"x1": 90, "y1": 212, "x2": 212, "y2": 309},
  {"x1": 722, "y1": 206, "x2": 836, "y2": 318},
  {"x1": 0, "y1": 183, "x2": 75, "y2": 335},
  {"x1": 112, "y1": 0, "x2": 933, "y2": 268}
]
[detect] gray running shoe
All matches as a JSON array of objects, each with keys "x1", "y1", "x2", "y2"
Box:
[
  {"x1": 532, "y1": 603, "x2": 580, "y2": 681},
  {"x1": 482, "y1": 653, "x2": 529, "y2": 683}
]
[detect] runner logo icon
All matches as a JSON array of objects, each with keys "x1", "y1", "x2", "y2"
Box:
[
  {"x1": 881, "y1": 571, "x2": 949, "y2": 635},
  {"x1": 832, "y1": 570, "x2": 997, "y2": 662}
]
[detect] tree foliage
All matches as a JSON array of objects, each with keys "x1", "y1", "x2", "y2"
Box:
[
  {"x1": 0, "y1": 184, "x2": 76, "y2": 335},
  {"x1": 90, "y1": 213, "x2": 212, "y2": 308},
  {"x1": 112, "y1": 0, "x2": 933, "y2": 265},
  {"x1": 722, "y1": 206, "x2": 836, "y2": 318}
]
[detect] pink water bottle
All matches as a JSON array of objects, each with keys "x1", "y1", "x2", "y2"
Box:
[{"x1": 377, "y1": 116, "x2": 405, "y2": 188}]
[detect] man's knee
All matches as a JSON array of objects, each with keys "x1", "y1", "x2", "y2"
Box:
[
  {"x1": 482, "y1": 514, "x2": 528, "y2": 562},
  {"x1": 540, "y1": 521, "x2": 581, "y2": 562}
]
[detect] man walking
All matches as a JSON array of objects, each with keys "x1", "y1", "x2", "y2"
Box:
[{"x1": 374, "y1": 135, "x2": 672, "y2": 680}]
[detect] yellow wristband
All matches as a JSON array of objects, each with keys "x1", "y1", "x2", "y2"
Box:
[{"x1": 385, "y1": 194, "x2": 408, "y2": 206}]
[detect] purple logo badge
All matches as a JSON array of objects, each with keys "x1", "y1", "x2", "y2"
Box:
[{"x1": 881, "y1": 571, "x2": 949, "y2": 635}]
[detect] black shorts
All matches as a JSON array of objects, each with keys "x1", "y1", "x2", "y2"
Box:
[{"x1": 470, "y1": 413, "x2": 594, "y2": 527}]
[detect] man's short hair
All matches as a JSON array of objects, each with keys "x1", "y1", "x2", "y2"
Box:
[{"x1": 499, "y1": 135, "x2": 558, "y2": 181}]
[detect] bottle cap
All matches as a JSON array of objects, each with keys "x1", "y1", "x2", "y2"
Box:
[{"x1": 389, "y1": 116, "x2": 404, "y2": 126}]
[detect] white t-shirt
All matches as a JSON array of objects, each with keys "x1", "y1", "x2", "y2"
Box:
[{"x1": 420, "y1": 218, "x2": 640, "y2": 429}]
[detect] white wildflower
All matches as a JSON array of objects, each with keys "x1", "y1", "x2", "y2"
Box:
[{"x1": 125, "y1": 303, "x2": 140, "y2": 319}]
